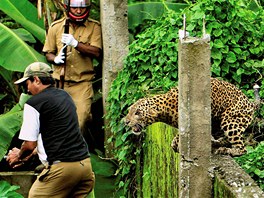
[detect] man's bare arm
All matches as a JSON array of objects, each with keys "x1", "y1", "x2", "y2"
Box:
[{"x1": 6, "y1": 141, "x2": 37, "y2": 168}]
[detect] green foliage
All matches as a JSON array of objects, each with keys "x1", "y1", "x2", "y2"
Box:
[
  {"x1": 0, "y1": 0, "x2": 47, "y2": 73},
  {"x1": 106, "y1": 0, "x2": 264, "y2": 196},
  {"x1": 90, "y1": 0, "x2": 101, "y2": 21},
  {"x1": 128, "y1": 2, "x2": 188, "y2": 30},
  {"x1": 0, "y1": 93, "x2": 31, "y2": 160},
  {"x1": 235, "y1": 142, "x2": 264, "y2": 190},
  {"x1": 0, "y1": 67, "x2": 17, "y2": 111},
  {"x1": 106, "y1": 7, "x2": 182, "y2": 197},
  {"x1": 0, "y1": 180, "x2": 23, "y2": 198},
  {"x1": 0, "y1": 0, "x2": 48, "y2": 114},
  {"x1": 128, "y1": 0, "x2": 188, "y2": 3},
  {"x1": 90, "y1": 153, "x2": 122, "y2": 197},
  {"x1": 186, "y1": 0, "x2": 263, "y2": 87},
  {"x1": 0, "y1": 0, "x2": 45, "y2": 43},
  {"x1": 0, "y1": 23, "x2": 47, "y2": 72}
]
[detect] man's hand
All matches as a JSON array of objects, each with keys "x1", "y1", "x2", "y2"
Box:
[
  {"x1": 54, "y1": 46, "x2": 66, "y2": 64},
  {"x1": 6, "y1": 147, "x2": 37, "y2": 168},
  {"x1": 61, "y1": 33, "x2": 78, "y2": 48},
  {"x1": 6, "y1": 148, "x2": 23, "y2": 168}
]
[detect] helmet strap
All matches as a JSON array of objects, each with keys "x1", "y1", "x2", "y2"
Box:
[{"x1": 68, "y1": 7, "x2": 90, "y2": 23}]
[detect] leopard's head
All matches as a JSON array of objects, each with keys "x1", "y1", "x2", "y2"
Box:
[{"x1": 124, "y1": 98, "x2": 158, "y2": 135}]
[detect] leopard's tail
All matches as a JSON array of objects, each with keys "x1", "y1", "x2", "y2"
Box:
[{"x1": 253, "y1": 83, "x2": 261, "y2": 110}]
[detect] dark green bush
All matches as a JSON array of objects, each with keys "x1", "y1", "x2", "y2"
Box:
[{"x1": 235, "y1": 143, "x2": 264, "y2": 190}]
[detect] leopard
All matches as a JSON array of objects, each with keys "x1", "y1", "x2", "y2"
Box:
[{"x1": 124, "y1": 77, "x2": 258, "y2": 156}]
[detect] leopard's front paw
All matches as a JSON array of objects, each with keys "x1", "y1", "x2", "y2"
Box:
[
  {"x1": 211, "y1": 137, "x2": 228, "y2": 147},
  {"x1": 215, "y1": 147, "x2": 245, "y2": 157},
  {"x1": 171, "y1": 135, "x2": 179, "y2": 153}
]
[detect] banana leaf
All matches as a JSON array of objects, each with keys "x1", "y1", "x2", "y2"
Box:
[
  {"x1": 0, "y1": 181, "x2": 23, "y2": 198},
  {"x1": 90, "y1": 153, "x2": 121, "y2": 197},
  {"x1": 128, "y1": 2, "x2": 188, "y2": 29},
  {"x1": 0, "y1": 94, "x2": 31, "y2": 160},
  {"x1": 0, "y1": 23, "x2": 47, "y2": 72},
  {"x1": 12, "y1": 28, "x2": 37, "y2": 44},
  {"x1": 0, "y1": 66, "x2": 17, "y2": 99},
  {"x1": 0, "y1": 0, "x2": 45, "y2": 43}
]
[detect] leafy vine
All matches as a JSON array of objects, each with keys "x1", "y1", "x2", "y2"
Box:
[{"x1": 106, "y1": 0, "x2": 264, "y2": 196}]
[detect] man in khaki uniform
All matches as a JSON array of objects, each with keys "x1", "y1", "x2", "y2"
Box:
[{"x1": 43, "y1": 0, "x2": 102, "y2": 134}]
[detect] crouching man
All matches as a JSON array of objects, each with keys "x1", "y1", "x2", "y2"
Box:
[{"x1": 6, "y1": 62, "x2": 94, "y2": 197}]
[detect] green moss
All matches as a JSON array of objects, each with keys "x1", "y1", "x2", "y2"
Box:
[
  {"x1": 140, "y1": 122, "x2": 179, "y2": 197},
  {"x1": 214, "y1": 173, "x2": 236, "y2": 198}
]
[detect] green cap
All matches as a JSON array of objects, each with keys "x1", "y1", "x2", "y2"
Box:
[{"x1": 14, "y1": 62, "x2": 53, "y2": 84}]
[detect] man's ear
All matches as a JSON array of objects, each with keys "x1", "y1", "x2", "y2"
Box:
[{"x1": 34, "y1": 76, "x2": 41, "y2": 84}]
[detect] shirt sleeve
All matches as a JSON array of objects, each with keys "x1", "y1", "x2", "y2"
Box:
[
  {"x1": 18, "y1": 103, "x2": 40, "y2": 141},
  {"x1": 42, "y1": 25, "x2": 58, "y2": 54},
  {"x1": 90, "y1": 23, "x2": 102, "y2": 49}
]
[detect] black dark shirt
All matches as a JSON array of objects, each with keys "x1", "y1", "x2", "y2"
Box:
[{"x1": 26, "y1": 86, "x2": 90, "y2": 163}]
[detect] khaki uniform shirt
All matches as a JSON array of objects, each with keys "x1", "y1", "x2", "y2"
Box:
[{"x1": 43, "y1": 17, "x2": 102, "y2": 82}]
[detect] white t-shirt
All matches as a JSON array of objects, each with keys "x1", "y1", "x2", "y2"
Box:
[{"x1": 19, "y1": 103, "x2": 47, "y2": 164}]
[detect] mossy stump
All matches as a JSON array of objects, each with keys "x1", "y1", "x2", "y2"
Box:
[{"x1": 137, "y1": 122, "x2": 179, "y2": 197}]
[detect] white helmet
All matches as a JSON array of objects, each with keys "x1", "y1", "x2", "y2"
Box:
[
  {"x1": 65, "y1": 0, "x2": 90, "y2": 7},
  {"x1": 64, "y1": 0, "x2": 91, "y2": 22}
]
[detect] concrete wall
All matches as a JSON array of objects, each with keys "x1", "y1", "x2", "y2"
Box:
[
  {"x1": 0, "y1": 171, "x2": 37, "y2": 197},
  {"x1": 136, "y1": 123, "x2": 264, "y2": 198},
  {"x1": 212, "y1": 155, "x2": 264, "y2": 198}
]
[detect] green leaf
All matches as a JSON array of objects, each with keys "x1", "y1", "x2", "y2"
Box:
[
  {"x1": 0, "y1": 181, "x2": 23, "y2": 198},
  {"x1": 233, "y1": 47, "x2": 242, "y2": 54},
  {"x1": 211, "y1": 63, "x2": 221, "y2": 76},
  {"x1": 222, "y1": 64, "x2": 230, "y2": 73},
  {"x1": 236, "y1": 68, "x2": 245, "y2": 76},
  {"x1": 118, "y1": 149, "x2": 128, "y2": 161},
  {"x1": 0, "y1": 93, "x2": 30, "y2": 160},
  {"x1": 0, "y1": 94, "x2": 7, "y2": 101},
  {"x1": 213, "y1": 39, "x2": 224, "y2": 48},
  {"x1": 0, "y1": 67, "x2": 17, "y2": 98},
  {"x1": 226, "y1": 51, "x2": 237, "y2": 63},
  {"x1": 0, "y1": 23, "x2": 47, "y2": 72},
  {"x1": 0, "y1": 106, "x2": 23, "y2": 160},
  {"x1": 0, "y1": 0, "x2": 45, "y2": 43},
  {"x1": 232, "y1": 73, "x2": 241, "y2": 83},
  {"x1": 213, "y1": 29, "x2": 222, "y2": 37},
  {"x1": 192, "y1": 10, "x2": 204, "y2": 19},
  {"x1": 12, "y1": 28, "x2": 36, "y2": 43},
  {"x1": 211, "y1": 49, "x2": 222, "y2": 60}
]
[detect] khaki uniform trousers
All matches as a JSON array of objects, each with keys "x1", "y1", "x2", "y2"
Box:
[
  {"x1": 29, "y1": 158, "x2": 95, "y2": 198},
  {"x1": 63, "y1": 81, "x2": 94, "y2": 133}
]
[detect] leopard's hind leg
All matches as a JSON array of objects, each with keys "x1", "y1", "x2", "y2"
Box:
[{"x1": 215, "y1": 110, "x2": 253, "y2": 156}]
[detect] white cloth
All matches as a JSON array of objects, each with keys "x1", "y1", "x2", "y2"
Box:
[
  {"x1": 19, "y1": 104, "x2": 47, "y2": 164},
  {"x1": 54, "y1": 45, "x2": 66, "y2": 64},
  {"x1": 61, "y1": 33, "x2": 78, "y2": 47}
]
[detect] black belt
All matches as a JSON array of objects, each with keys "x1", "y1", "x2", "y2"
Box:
[{"x1": 55, "y1": 80, "x2": 77, "y2": 88}]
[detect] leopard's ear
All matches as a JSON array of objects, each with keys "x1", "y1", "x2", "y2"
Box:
[
  {"x1": 148, "y1": 108, "x2": 158, "y2": 117},
  {"x1": 135, "y1": 109, "x2": 141, "y2": 115}
]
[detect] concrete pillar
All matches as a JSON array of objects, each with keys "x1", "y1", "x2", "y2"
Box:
[
  {"x1": 100, "y1": 0, "x2": 129, "y2": 156},
  {"x1": 178, "y1": 34, "x2": 211, "y2": 197}
]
